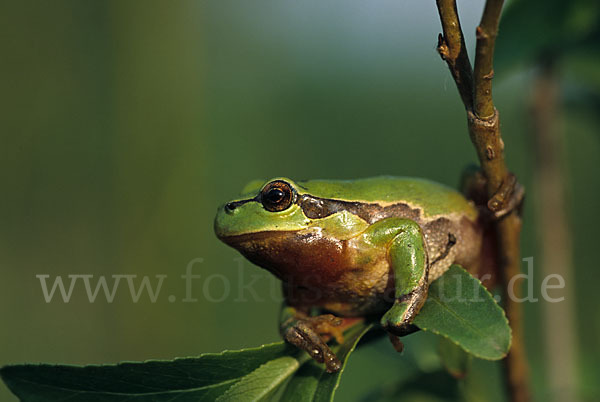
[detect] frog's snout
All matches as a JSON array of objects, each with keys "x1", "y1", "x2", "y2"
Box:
[
  {"x1": 214, "y1": 202, "x2": 240, "y2": 240},
  {"x1": 222, "y1": 198, "x2": 251, "y2": 215}
]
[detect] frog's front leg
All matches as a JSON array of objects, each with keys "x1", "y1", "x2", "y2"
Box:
[
  {"x1": 362, "y1": 218, "x2": 429, "y2": 336},
  {"x1": 280, "y1": 305, "x2": 344, "y2": 372}
]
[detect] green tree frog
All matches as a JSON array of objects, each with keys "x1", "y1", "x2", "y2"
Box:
[{"x1": 214, "y1": 176, "x2": 487, "y2": 372}]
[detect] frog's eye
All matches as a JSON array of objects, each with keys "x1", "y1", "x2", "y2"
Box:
[{"x1": 260, "y1": 180, "x2": 294, "y2": 212}]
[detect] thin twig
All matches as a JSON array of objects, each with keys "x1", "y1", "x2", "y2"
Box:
[
  {"x1": 435, "y1": 0, "x2": 474, "y2": 110},
  {"x1": 498, "y1": 215, "x2": 529, "y2": 402},
  {"x1": 473, "y1": 0, "x2": 504, "y2": 119},
  {"x1": 433, "y1": 1, "x2": 530, "y2": 401}
]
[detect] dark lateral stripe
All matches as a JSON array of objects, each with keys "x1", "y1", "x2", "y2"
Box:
[
  {"x1": 226, "y1": 197, "x2": 258, "y2": 210},
  {"x1": 297, "y1": 194, "x2": 421, "y2": 224}
]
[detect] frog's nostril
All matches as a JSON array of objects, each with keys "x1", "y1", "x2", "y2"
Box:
[{"x1": 225, "y1": 202, "x2": 236, "y2": 212}]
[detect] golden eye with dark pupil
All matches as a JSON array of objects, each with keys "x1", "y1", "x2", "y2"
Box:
[
  {"x1": 265, "y1": 188, "x2": 284, "y2": 204},
  {"x1": 260, "y1": 181, "x2": 293, "y2": 212}
]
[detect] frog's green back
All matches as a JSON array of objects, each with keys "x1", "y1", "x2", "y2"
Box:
[{"x1": 296, "y1": 176, "x2": 476, "y2": 219}]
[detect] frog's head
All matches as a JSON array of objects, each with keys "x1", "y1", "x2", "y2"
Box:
[
  {"x1": 214, "y1": 177, "x2": 367, "y2": 283},
  {"x1": 214, "y1": 178, "x2": 312, "y2": 280},
  {"x1": 214, "y1": 177, "x2": 311, "y2": 241}
]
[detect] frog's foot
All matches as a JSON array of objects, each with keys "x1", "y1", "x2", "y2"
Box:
[
  {"x1": 308, "y1": 314, "x2": 345, "y2": 344},
  {"x1": 487, "y1": 173, "x2": 524, "y2": 219},
  {"x1": 461, "y1": 167, "x2": 524, "y2": 219},
  {"x1": 282, "y1": 314, "x2": 343, "y2": 373},
  {"x1": 380, "y1": 289, "x2": 424, "y2": 337}
]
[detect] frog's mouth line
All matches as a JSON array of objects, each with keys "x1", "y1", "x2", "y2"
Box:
[{"x1": 218, "y1": 230, "x2": 301, "y2": 248}]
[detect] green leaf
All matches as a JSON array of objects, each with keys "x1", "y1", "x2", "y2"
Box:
[
  {"x1": 413, "y1": 265, "x2": 511, "y2": 360},
  {"x1": 0, "y1": 342, "x2": 299, "y2": 402},
  {"x1": 216, "y1": 355, "x2": 306, "y2": 401},
  {"x1": 279, "y1": 322, "x2": 373, "y2": 402},
  {"x1": 0, "y1": 322, "x2": 374, "y2": 402}
]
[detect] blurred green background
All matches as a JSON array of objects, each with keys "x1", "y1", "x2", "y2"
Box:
[{"x1": 1, "y1": 1, "x2": 599, "y2": 401}]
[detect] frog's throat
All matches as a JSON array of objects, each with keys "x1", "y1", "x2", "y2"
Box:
[{"x1": 219, "y1": 230, "x2": 349, "y2": 286}]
